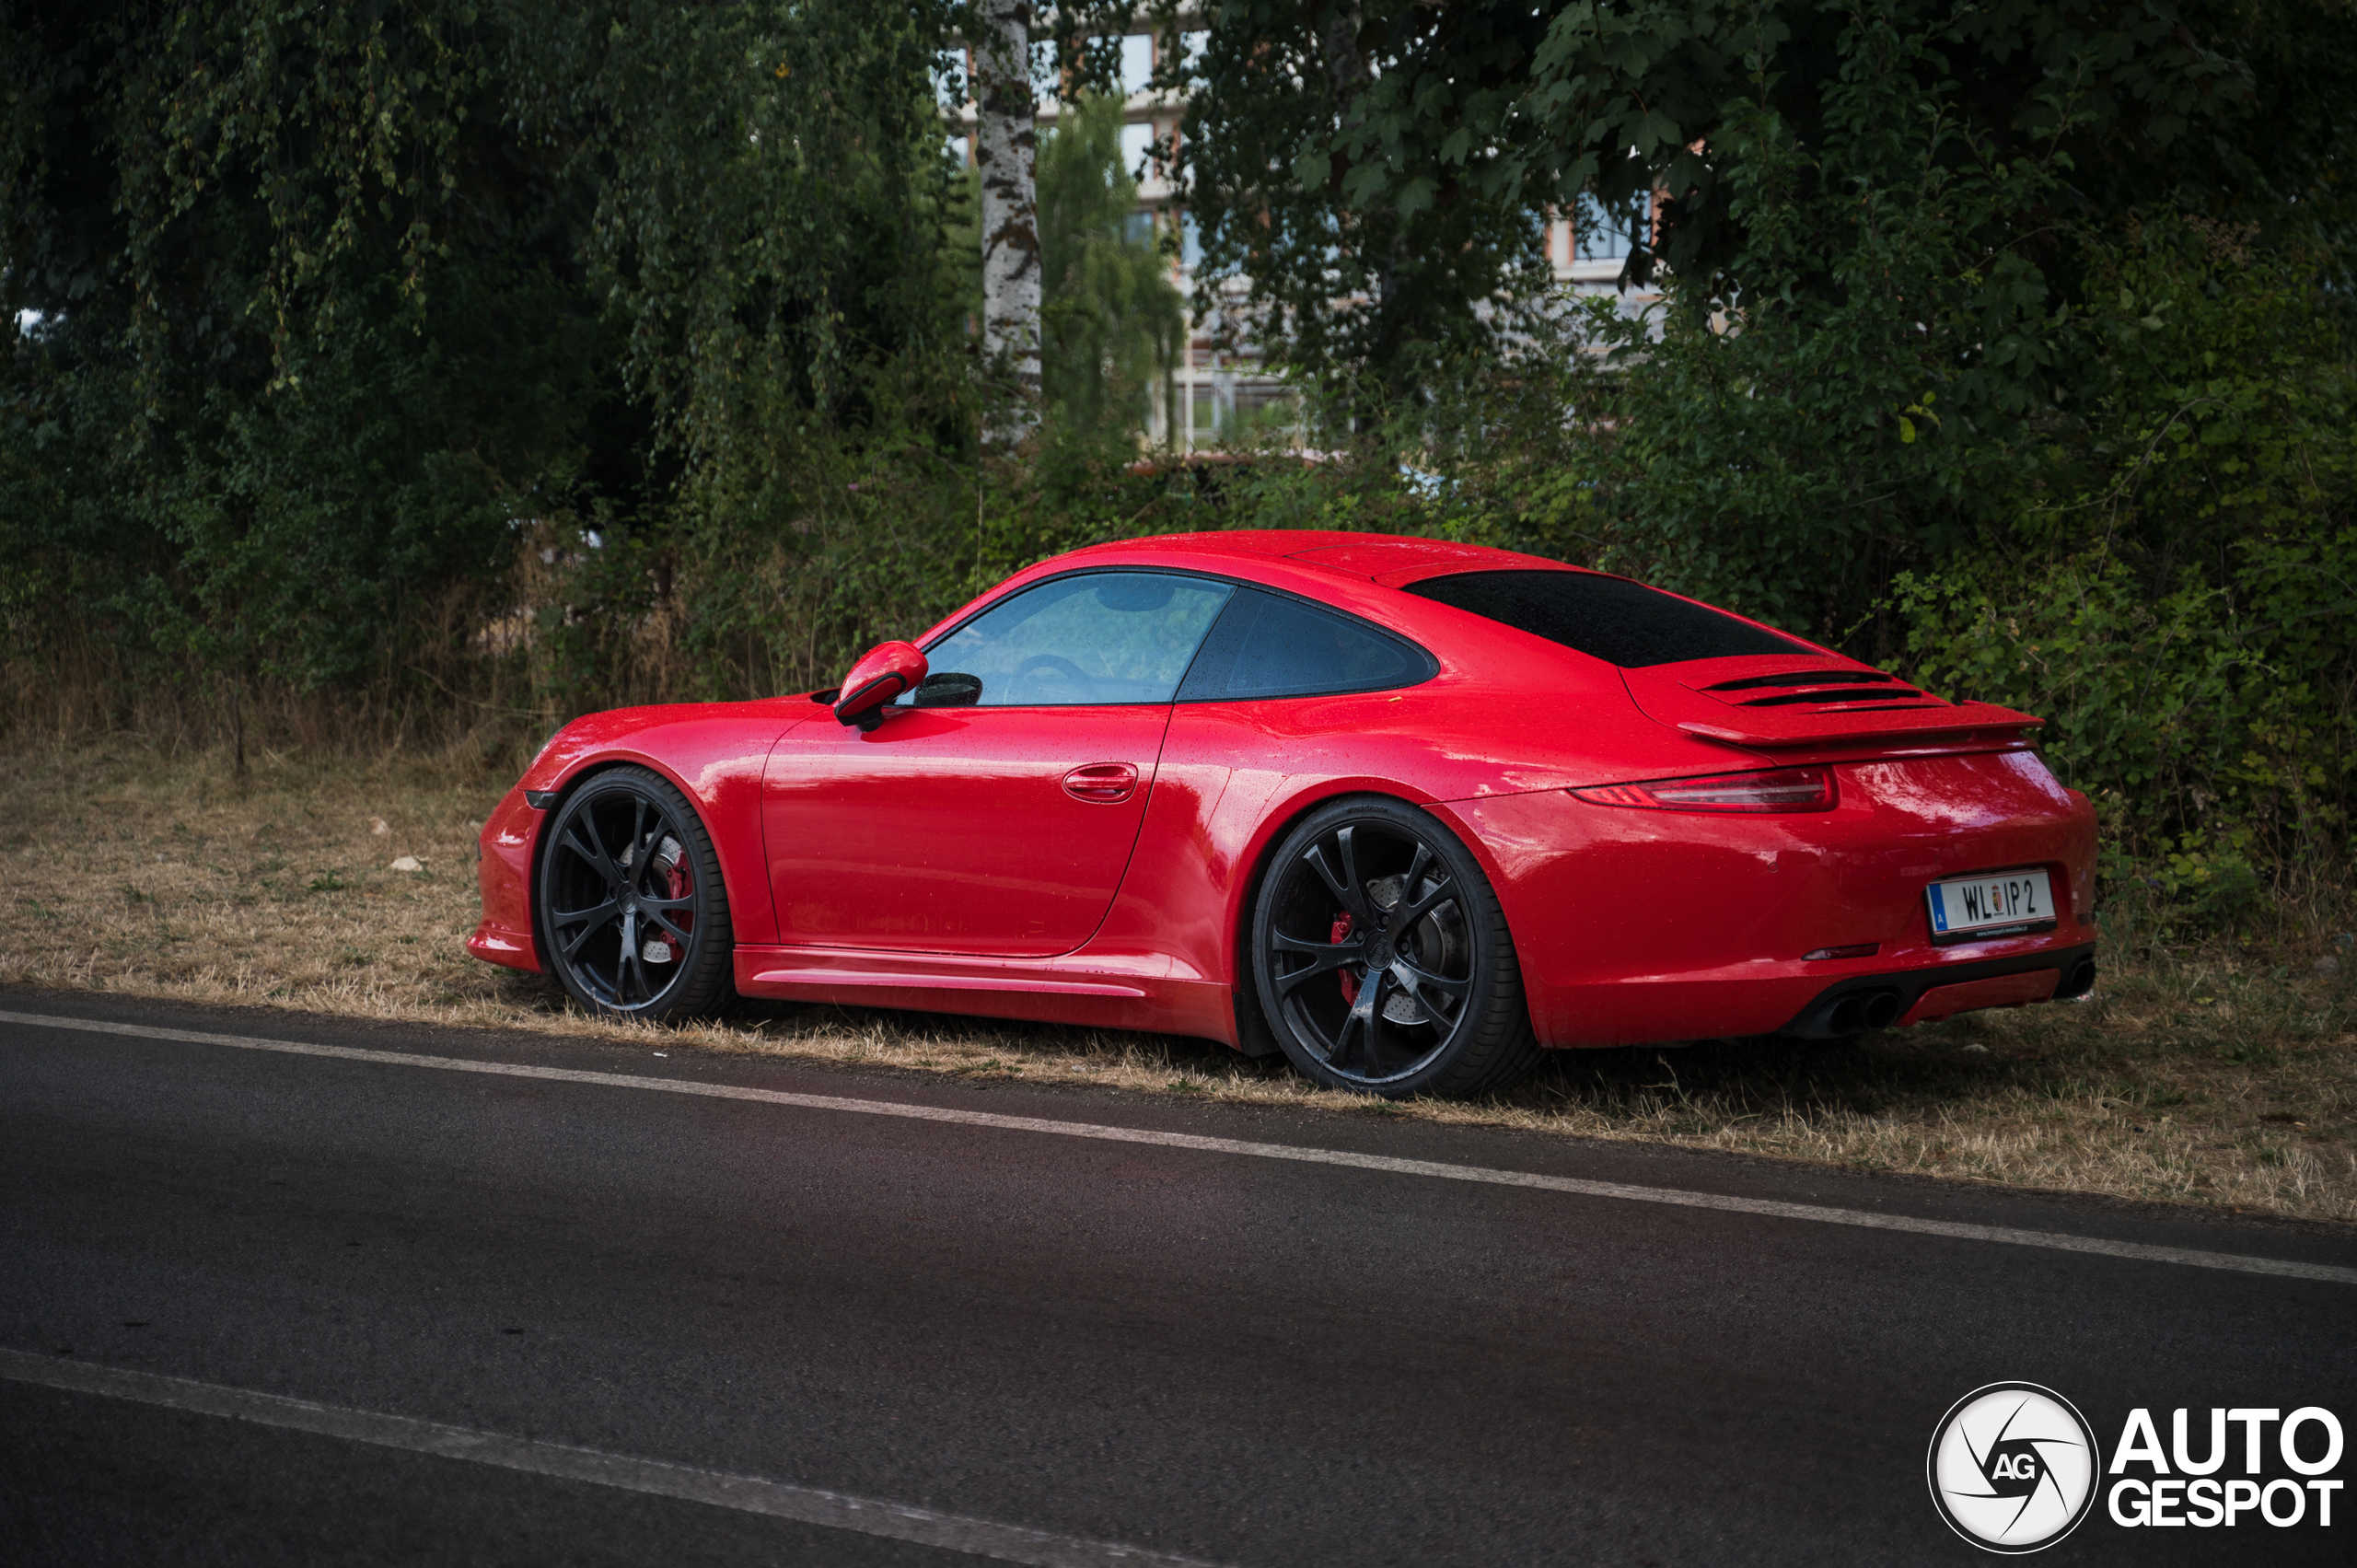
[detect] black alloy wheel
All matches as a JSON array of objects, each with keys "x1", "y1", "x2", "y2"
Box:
[
  {"x1": 1252, "y1": 796, "x2": 1539, "y2": 1099},
  {"x1": 537, "y1": 766, "x2": 733, "y2": 1020}
]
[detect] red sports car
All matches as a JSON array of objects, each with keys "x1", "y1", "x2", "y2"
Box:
[{"x1": 470, "y1": 531, "x2": 2097, "y2": 1097}]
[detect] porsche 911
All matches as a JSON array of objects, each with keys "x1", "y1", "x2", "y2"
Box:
[{"x1": 469, "y1": 531, "x2": 2096, "y2": 1098}]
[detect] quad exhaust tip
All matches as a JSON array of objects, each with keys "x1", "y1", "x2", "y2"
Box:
[
  {"x1": 1831, "y1": 991, "x2": 1902, "y2": 1033},
  {"x1": 1792, "y1": 957, "x2": 2096, "y2": 1039},
  {"x1": 1794, "y1": 988, "x2": 1902, "y2": 1039}
]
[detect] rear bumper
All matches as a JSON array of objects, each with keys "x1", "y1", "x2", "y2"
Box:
[
  {"x1": 1434, "y1": 749, "x2": 2100, "y2": 1048},
  {"x1": 1481, "y1": 933, "x2": 2097, "y2": 1046},
  {"x1": 1778, "y1": 944, "x2": 2095, "y2": 1039}
]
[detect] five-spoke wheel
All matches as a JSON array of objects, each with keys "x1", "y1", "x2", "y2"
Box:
[
  {"x1": 537, "y1": 767, "x2": 733, "y2": 1020},
  {"x1": 1252, "y1": 796, "x2": 1538, "y2": 1098}
]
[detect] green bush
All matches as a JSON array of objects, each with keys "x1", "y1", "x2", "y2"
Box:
[{"x1": 1897, "y1": 220, "x2": 2355, "y2": 924}]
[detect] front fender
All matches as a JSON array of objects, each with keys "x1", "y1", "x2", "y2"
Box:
[{"x1": 470, "y1": 701, "x2": 814, "y2": 966}]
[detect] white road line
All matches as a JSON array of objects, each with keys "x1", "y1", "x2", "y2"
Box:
[
  {"x1": 7, "y1": 1007, "x2": 2355, "y2": 1287},
  {"x1": 0, "y1": 1349, "x2": 1224, "y2": 1568}
]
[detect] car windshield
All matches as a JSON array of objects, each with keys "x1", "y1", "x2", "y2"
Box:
[
  {"x1": 913, "y1": 571, "x2": 1234, "y2": 705},
  {"x1": 1403, "y1": 569, "x2": 1807, "y2": 668}
]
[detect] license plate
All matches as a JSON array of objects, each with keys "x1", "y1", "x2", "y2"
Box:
[{"x1": 1925, "y1": 868, "x2": 2056, "y2": 943}]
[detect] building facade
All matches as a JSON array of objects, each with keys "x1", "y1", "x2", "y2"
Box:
[{"x1": 948, "y1": 29, "x2": 1659, "y2": 448}]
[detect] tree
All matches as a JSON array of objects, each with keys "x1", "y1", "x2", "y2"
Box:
[
  {"x1": 1175, "y1": 3, "x2": 1555, "y2": 409},
  {"x1": 0, "y1": 0, "x2": 976, "y2": 719},
  {"x1": 1894, "y1": 217, "x2": 2355, "y2": 913},
  {"x1": 1037, "y1": 93, "x2": 1185, "y2": 438},
  {"x1": 1169, "y1": 0, "x2": 2357, "y2": 394},
  {"x1": 1566, "y1": 2, "x2": 2091, "y2": 648},
  {"x1": 0, "y1": 0, "x2": 610, "y2": 712},
  {"x1": 974, "y1": 0, "x2": 1044, "y2": 443}
]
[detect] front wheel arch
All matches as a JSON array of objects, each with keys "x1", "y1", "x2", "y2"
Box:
[
  {"x1": 526, "y1": 758, "x2": 726, "y2": 958},
  {"x1": 531, "y1": 762, "x2": 736, "y2": 1020}
]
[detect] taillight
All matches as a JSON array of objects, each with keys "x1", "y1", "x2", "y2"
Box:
[{"x1": 1570, "y1": 766, "x2": 1838, "y2": 813}]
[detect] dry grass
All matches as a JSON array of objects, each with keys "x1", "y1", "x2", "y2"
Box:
[{"x1": 4, "y1": 738, "x2": 2353, "y2": 1224}]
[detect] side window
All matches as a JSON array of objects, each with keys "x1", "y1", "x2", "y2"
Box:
[
  {"x1": 912, "y1": 571, "x2": 1233, "y2": 707},
  {"x1": 1177, "y1": 588, "x2": 1433, "y2": 702}
]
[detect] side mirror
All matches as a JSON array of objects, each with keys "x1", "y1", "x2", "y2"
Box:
[{"x1": 832, "y1": 641, "x2": 927, "y2": 730}]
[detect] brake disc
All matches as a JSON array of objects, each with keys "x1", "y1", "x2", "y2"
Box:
[{"x1": 1365, "y1": 874, "x2": 1465, "y2": 1025}]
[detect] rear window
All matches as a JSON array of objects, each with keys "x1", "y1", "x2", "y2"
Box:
[{"x1": 1403, "y1": 569, "x2": 1806, "y2": 668}]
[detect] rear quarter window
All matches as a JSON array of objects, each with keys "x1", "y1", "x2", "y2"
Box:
[{"x1": 1177, "y1": 588, "x2": 1433, "y2": 701}]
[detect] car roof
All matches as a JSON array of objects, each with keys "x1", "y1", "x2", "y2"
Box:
[
  {"x1": 911, "y1": 530, "x2": 1613, "y2": 676},
  {"x1": 912, "y1": 528, "x2": 1848, "y2": 690},
  {"x1": 1061, "y1": 529, "x2": 1588, "y2": 586}
]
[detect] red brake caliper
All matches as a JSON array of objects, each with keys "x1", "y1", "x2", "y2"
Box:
[
  {"x1": 665, "y1": 854, "x2": 691, "y2": 928},
  {"x1": 648, "y1": 839, "x2": 691, "y2": 960},
  {"x1": 1330, "y1": 911, "x2": 1357, "y2": 1005}
]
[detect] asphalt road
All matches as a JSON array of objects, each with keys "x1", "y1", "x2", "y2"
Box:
[{"x1": 3, "y1": 989, "x2": 2352, "y2": 1567}]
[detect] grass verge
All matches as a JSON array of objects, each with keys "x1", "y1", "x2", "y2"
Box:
[{"x1": 3, "y1": 739, "x2": 2352, "y2": 1223}]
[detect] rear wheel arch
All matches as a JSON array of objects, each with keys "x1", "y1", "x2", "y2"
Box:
[
  {"x1": 1234, "y1": 790, "x2": 1539, "y2": 1096},
  {"x1": 1226, "y1": 788, "x2": 1400, "y2": 1008},
  {"x1": 1226, "y1": 786, "x2": 1513, "y2": 995}
]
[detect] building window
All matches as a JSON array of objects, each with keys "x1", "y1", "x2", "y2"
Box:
[
  {"x1": 1120, "y1": 121, "x2": 1156, "y2": 180},
  {"x1": 1232, "y1": 380, "x2": 1298, "y2": 429},
  {"x1": 933, "y1": 51, "x2": 967, "y2": 108},
  {"x1": 1574, "y1": 192, "x2": 1651, "y2": 261},
  {"x1": 1119, "y1": 34, "x2": 1154, "y2": 97}
]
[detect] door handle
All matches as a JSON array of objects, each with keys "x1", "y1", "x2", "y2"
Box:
[{"x1": 1062, "y1": 762, "x2": 1138, "y2": 804}]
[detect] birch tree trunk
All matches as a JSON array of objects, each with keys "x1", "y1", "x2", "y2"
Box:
[
  {"x1": 973, "y1": 0, "x2": 1040, "y2": 446},
  {"x1": 1319, "y1": 2, "x2": 1409, "y2": 419}
]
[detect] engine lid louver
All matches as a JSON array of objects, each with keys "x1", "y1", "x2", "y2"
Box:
[
  {"x1": 1694, "y1": 668, "x2": 1943, "y2": 714},
  {"x1": 1702, "y1": 670, "x2": 1899, "y2": 691},
  {"x1": 1622, "y1": 657, "x2": 2042, "y2": 749}
]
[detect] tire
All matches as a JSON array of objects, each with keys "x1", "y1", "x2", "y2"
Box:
[
  {"x1": 1251, "y1": 796, "x2": 1538, "y2": 1098},
  {"x1": 537, "y1": 766, "x2": 734, "y2": 1021}
]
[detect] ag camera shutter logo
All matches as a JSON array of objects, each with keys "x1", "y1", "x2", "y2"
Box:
[{"x1": 1928, "y1": 1383, "x2": 2101, "y2": 1552}]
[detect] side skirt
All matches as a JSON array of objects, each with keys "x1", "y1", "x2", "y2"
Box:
[{"x1": 732, "y1": 947, "x2": 1237, "y2": 1044}]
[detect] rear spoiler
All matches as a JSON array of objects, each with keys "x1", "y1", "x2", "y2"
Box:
[
  {"x1": 1621, "y1": 669, "x2": 2041, "y2": 749},
  {"x1": 1676, "y1": 705, "x2": 2042, "y2": 748}
]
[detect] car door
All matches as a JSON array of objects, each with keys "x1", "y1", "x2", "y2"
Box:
[{"x1": 762, "y1": 571, "x2": 1235, "y2": 958}]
